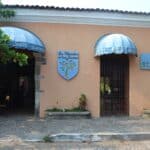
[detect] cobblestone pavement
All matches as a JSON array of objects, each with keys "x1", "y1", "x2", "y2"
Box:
[
  {"x1": 0, "y1": 113, "x2": 150, "y2": 141},
  {"x1": 0, "y1": 140, "x2": 150, "y2": 150}
]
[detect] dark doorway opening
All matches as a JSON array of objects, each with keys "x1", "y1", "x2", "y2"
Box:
[
  {"x1": 0, "y1": 56, "x2": 35, "y2": 114},
  {"x1": 100, "y1": 55, "x2": 129, "y2": 116}
]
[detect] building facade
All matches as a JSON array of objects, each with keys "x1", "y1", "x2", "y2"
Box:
[{"x1": 1, "y1": 5, "x2": 150, "y2": 117}]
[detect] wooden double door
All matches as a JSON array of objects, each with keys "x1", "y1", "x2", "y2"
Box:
[{"x1": 100, "y1": 55, "x2": 129, "y2": 116}]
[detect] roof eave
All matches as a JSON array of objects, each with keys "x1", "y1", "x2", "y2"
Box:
[{"x1": 1, "y1": 6, "x2": 150, "y2": 28}]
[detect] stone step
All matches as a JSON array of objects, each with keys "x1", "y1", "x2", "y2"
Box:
[
  {"x1": 143, "y1": 109, "x2": 150, "y2": 118},
  {"x1": 3, "y1": 132, "x2": 150, "y2": 143},
  {"x1": 47, "y1": 111, "x2": 91, "y2": 119},
  {"x1": 143, "y1": 109, "x2": 150, "y2": 114}
]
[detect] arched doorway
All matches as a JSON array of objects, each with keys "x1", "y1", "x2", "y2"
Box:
[
  {"x1": 0, "y1": 53, "x2": 35, "y2": 113},
  {"x1": 95, "y1": 33, "x2": 137, "y2": 116},
  {"x1": 0, "y1": 26, "x2": 45, "y2": 115}
]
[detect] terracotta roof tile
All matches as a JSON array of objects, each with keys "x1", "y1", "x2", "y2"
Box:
[{"x1": 1, "y1": 5, "x2": 150, "y2": 15}]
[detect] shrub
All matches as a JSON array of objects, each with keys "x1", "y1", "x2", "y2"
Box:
[
  {"x1": 43, "y1": 135, "x2": 53, "y2": 142},
  {"x1": 79, "y1": 94, "x2": 87, "y2": 110}
]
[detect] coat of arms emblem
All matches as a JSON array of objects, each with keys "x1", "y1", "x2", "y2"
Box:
[{"x1": 57, "y1": 51, "x2": 79, "y2": 80}]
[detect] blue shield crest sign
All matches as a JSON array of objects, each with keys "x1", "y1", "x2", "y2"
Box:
[{"x1": 57, "y1": 50, "x2": 79, "y2": 80}]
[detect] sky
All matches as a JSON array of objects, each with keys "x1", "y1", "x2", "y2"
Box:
[{"x1": 2, "y1": 0, "x2": 150, "y2": 12}]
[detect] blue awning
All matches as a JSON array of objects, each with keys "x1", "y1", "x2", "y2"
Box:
[
  {"x1": 0, "y1": 26, "x2": 45, "y2": 53},
  {"x1": 95, "y1": 34, "x2": 137, "y2": 56}
]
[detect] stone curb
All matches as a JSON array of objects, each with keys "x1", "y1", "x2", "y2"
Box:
[
  {"x1": 47, "y1": 112, "x2": 90, "y2": 115},
  {"x1": 47, "y1": 132, "x2": 150, "y2": 142},
  {"x1": 1, "y1": 132, "x2": 150, "y2": 143},
  {"x1": 47, "y1": 111, "x2": 91, "y2": 119}
]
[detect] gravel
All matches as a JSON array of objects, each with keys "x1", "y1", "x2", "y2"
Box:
[{"x1": 0, "y1": 113, "x2": 150, "y2": 141}]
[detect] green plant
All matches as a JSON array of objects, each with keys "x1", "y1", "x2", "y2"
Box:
[
  {"x1": 46, "y1": 107, "x2": 63, "y2": 112},
  {"x1": 46, "y1": 94, "x2": 88, "y2": 113},
  {"x1": 79, "y1": 94, "x2": 87, "y2": 110},
  {"x1": 43, "y1": 135, "x2": 53, "y2": 142},
  {"x1": 0, "y1": 1, "x2": 28, "y2": 66},
  {"x1": 46, "y1": 106, "x2": 87, "y2": 112},
  {"x1": 65, "y1": 107, "x2": 87, "y2": 112},
  {"x1": 0, "y1": 1, "x2": 15, "y2": 18},
  {"x1": 100, "y1": 77, "x2": 111, "y2": 95}
]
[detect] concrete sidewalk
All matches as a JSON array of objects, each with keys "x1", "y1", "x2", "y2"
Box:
[{"x1": 0, "y1": 114, "x2": 150, "y2": 142}]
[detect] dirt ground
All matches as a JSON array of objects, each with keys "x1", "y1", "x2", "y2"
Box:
[{"x1": 0, "y1": 140, "x2": 150, "y2": 150}]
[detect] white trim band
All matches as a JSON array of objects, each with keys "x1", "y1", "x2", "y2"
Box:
[{"x1": 2, "y1": 8, "x2": 150, "y2": 28}]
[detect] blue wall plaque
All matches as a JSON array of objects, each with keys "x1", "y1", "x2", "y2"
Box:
[
  {"x1": 57, "y1": 50, "x2": 79, "y2": 80},
  {"x1": 140, "y1": 53, "x2": 150, "y2": 70}
]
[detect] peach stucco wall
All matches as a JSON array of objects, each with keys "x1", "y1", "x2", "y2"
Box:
[{"x1": 1, "y1": 22, "x2": 150, "y2": 117}]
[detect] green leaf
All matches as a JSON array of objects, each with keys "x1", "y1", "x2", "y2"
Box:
[{"x1": 0, "y1": 2, "x2": 28, "y2": 66}]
